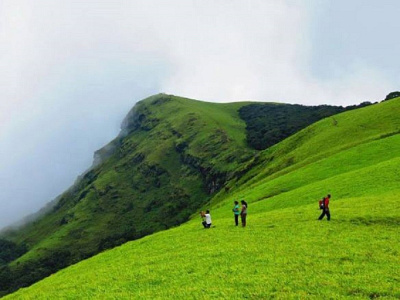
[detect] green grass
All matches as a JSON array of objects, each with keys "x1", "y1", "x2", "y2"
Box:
[
  {"x1": 6, "y1": 193, "x2": 399, "y2": 299},
  {"x1": 6, "y1": 98, "x2": 400, "y2": 299},
  {"x1": 0, "y1": 94, "x2": 259, "y2": 296}
]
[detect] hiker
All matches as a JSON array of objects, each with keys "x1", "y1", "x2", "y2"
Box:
[
  {"x1": 232, "y1": 201, "x2": 240, "y2": 226},
  {"x1": 201, "y1": 210, "x2": 212, "y2": 228},
  {"x1": 318, "y1": 194, "x2": 331, "y2": 221},
  {"x1": 240, "y1": 200, "x2": 248, "y2": 227}
]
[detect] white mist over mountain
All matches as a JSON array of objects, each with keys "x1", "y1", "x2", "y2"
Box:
[{"x1": 0, "y1": 0, "x2": 399, "y2": 228}]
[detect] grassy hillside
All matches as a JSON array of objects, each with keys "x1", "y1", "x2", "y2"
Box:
[
  {"x1": 214, "y1": 95, "x2": 400, "y2": 209},
  {"x1": 1, "y1": 93, "x2": 360, "y2": 296},
  {"x1": 7, "y1": 97, "x2": 400, "y2": 299},
  {"x1": 0, "y1": 94, "x2": 257, "y2": 294}
]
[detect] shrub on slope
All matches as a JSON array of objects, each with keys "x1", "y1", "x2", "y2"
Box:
[{"x1": 239, "y1": 101, "x2": 372, "y2": 150}]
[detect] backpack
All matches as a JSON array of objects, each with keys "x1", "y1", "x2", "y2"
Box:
[{"x1": 319, "y1": 199, "x2": 324, "y2": 209}]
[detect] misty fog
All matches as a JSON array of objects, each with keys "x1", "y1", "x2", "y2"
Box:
[{"x1": 1, "y1": 0, "x2": 399, "y2": 229}]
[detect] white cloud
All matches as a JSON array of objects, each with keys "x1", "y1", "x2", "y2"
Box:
[
  {"x1": 149, "y1": 0, "x2": 393, "y2": 105},
  {"x1": 0, "y1": 0, "x2": 397, "y2": 227}
]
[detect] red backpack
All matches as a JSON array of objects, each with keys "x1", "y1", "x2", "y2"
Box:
[{"x1": 319, "y1": 199, "x2": 325, "y2": 209}]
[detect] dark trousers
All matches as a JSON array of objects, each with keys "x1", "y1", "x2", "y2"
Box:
[
  {"x1": 241, "y1": 214, "x2": 247, "y2": 227},
  {"x1": 234, "y1": 214, "x2": 239, "y2": 226},
  {"x1": 318, "y1": 208, "x2": 331, "y2": 221},
  {"x1": 202, "y1": 221, "x2": 211, "y2": 228}
]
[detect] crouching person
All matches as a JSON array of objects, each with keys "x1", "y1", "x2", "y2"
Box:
[{"x1": 201, "y1": 210, "x2": 212, "y2": 228}]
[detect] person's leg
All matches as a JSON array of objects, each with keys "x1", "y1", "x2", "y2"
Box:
[
  {"x1": 207, "y1": 223, "x2": 211, "y2": 228},
  {"x1": 326, "y1": 209, "x2": 331, "y2": 221},
  {"x1": 242, "y1": 214, "x2": 247, "y2": 227},
  {"x1": 202, "y1": 221, "x2": 207, "y2": 228},
  {"x1": 241, "y1": 214, "x2": 244, "y2": 226},
  {"x1": 318, "y1": 210, "x2": 326, "y2": 220},
  {"x1": 235, "y1": 214, "x2": 239, "y2": 226}
]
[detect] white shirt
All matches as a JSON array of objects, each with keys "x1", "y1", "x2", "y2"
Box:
[{"x1": 205, "y1": 214, "x2": 212, "y2": 224}]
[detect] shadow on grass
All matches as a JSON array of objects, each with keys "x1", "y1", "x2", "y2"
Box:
[{"x1": 340, "y1": 216, "x2": 400, "y2": 226}]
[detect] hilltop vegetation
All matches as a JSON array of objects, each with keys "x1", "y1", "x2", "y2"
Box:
[
  {"x1": 385, "y1": 91, "x2": 400, "y2": 101},
  {"x1": 238, "y1": 101, "x2": 371, "y2": 150},
  {"x1": 6, "y1": 96, "x2": 400, "y2": 299}
]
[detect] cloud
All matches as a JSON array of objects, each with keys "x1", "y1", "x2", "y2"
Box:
[
  {"x1": 0, "y1": 0, "x2": 398, "y2": 228},
  {"x1": 153, "y1": 0, "x2": 395, "y2": 105}
]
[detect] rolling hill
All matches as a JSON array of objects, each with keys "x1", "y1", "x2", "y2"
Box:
[
  {"x1": 0, "y1": 94, "x2": 355, "y2": 296},
  {"x1": 4, "y1": 96, "x2": 400, "y2": 299}
]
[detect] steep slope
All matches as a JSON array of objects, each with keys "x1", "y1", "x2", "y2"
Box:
[
  {"x1": 1, "y1": 92, "x2": 362, "y2": 297},
  {"x1": 7, "y1": 97, "x2": 400, "y2": 299},
  {"x1": 0, "y1": 93, "x2": 383, "y2": 296},
  {"x1": 0, "y1": 94, "x2": 256, "y2": 294}
]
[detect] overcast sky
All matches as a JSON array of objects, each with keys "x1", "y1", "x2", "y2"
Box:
[{"x1": 0, "y1": 0, "x2": 399, "y2": 228}]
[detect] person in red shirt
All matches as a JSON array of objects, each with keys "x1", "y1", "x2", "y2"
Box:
[{"x1": 318, "y1": 194, "x2": 331, "y2": 221}]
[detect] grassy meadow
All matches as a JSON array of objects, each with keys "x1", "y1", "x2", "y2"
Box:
[
  {"x1": 6, "y1": 190, "x2": 400, "y2": 299},
  {"x1": 6, "y1": 98, "x2": 400, "y2": 299}
]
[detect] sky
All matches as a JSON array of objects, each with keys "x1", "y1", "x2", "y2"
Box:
[{"x1": 0, "y1": 0, "x2": 399, "y2": 228}]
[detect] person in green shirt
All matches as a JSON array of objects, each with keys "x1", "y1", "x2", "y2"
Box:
[{"x1": 232, "y1": 201, "x2": 240, "y2": 226}]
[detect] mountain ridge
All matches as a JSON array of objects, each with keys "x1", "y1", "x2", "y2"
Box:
[
  {"x1": 5, "y1": 95, "x2": 400, "y2": 299},
  {"x1": 0, "y1": 93, "x2": 381, "y2": 296}
]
